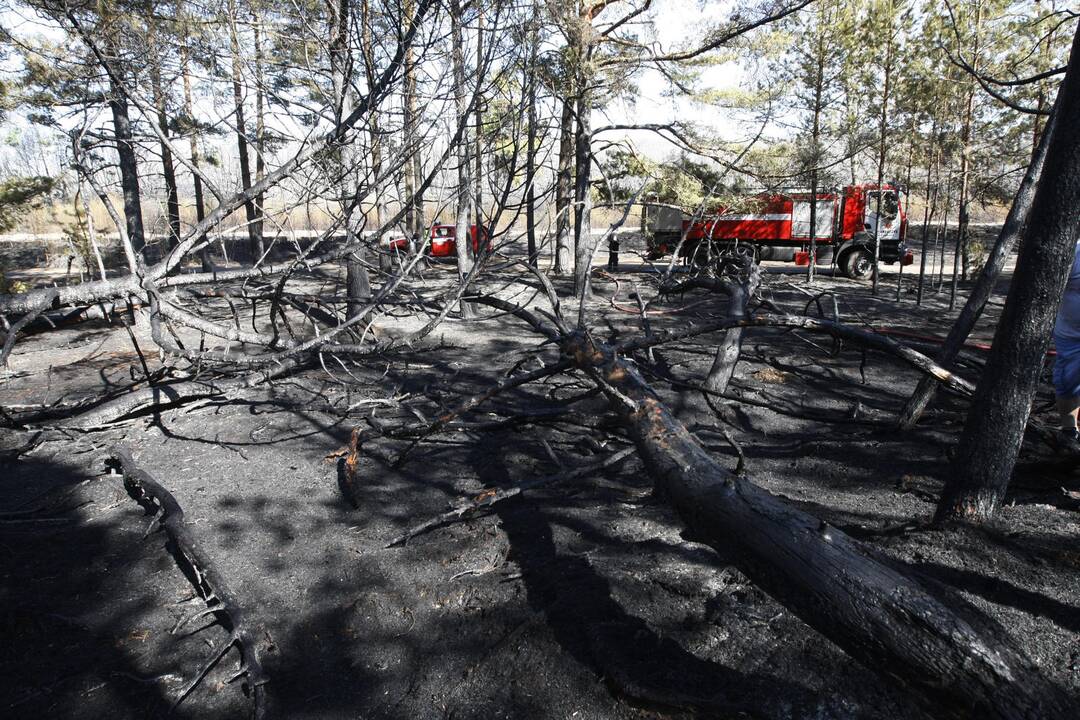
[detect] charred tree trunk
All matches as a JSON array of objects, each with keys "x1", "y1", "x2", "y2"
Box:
[
  {"x1": 525, "y1": 14, "x2": 538, "y2": 267},
  {"x1": 704, "y1": 265, "x2": 760, "y2": 394},
  {"x1": 936, "y1": 27, "x2": 1080, "y2": 523},
  {"x1": 573, "y1": 89, "x2": 593, "y2": 298},
  {"x1": 403, "y1": 0, "x2": 420, "y2": 236},
  {"x1": 107, "y1": 63, "x2": 146, "y2": 259},
  {"x1": 449, "y1": 0, "x2": 474, "y2": 319},
  {"x1": 109, "y1": 449, "x2": 268, "y2": 718},
  {"x1": 179, "y1": 24, "x2": 212, "y2": 273},
  {"x1": 360, "y1": 0, "x2": 389, "y2": 272},
  {"x1": 148, "y1": 27, "x2": 181, "y2": 251},
  {"x1": 561, "y1": 332, "x2": 1071, "y2": 720},
  {"x1": 228, "y1": 0, "x2": 263, "y2": 263},
  {"x1": 898, "y1": 102, "x2": 1057, "y2": 429},
  {"x1": 328, "y1": 0, "x2": 371, "y2": 312},
  {"x1": 871, "y1": 30, "x2": 893, "y2": 295},
  {"x1": 554, "y1": 98, "x2": 574, "y2": 276},
  {"x1": 253, "y1": 14, "x2": 267, "y2": 252}
]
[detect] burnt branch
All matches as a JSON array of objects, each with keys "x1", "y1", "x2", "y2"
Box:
[
  {"x1": 384, "y1": 446, "x2": 635, "y2": 547},
  {"x1": 108, "y1": 449, "x2": 268, "y2": 719}
]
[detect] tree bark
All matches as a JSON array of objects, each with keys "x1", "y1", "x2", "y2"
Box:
[
  {"x1": 328, "y1": 0, "x2": 372, "y2": 313},
  {"x1": 449, "y1": 0, "x2": 474, "y2": 319},
  {"x1": 937, "y1": 169, "x2": 954, "y2": 291},
  {"x1": 915, "y1": 123, "x2": 938, "y2": 306},
  {"x1": 871, "y1": 28, "x2": 893, "y2": 295},
  {"x1": 573, "y1": 90, "x2": 593, "y2": 298},
  {"x1": 474, "y1": 7, "x2": 484, "y2": 246},
  {"x1": 554, "y1": 98, "x2": 574, "y2": 276},
  {"x1": 147, "y1": 22, "x2": 181, "y2": 251},
  {"x1": 936, "y1": 26, "x2": 1080, "y2": 523},
  {"x1": 360, "y1": 0, "x2": 389, "y2": 272},
  {"x1": 403, "y1": 0, "x2": 420, "y2": 236},
  {"x1": 955, "y1": 1, "x2": 982, "y2": 289},
  {"x1": 228, "y1": 0, "x2": 263, "y2": 263},
  {"x1": 346, "y1": 254, "x2": 369, "y2": 320},
  {"x1": 525, "y1": 14, "x2": 538, "y2": 267},
  {"x1": 178, "y1": 18, "x2": 212, "y2": 272},
  {"x1": 253, "y1": 12, "x2": 267, "y2": 252},
  {"x1": 703, "y1": 265, "x2": 760, "y2": 394},
  {"x1": 107, "y1": 63, "x2": 146, "y2": 259},
  {"x1": 898, "y1": 101, "x2": 1057, "y2": 429},
  {"x1": 805, "y1": 10, "x2": 826, "y2": 284}
]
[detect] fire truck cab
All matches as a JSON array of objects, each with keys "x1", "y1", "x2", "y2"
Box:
[
  {"x1": 644, "y1": 183, "x2": 913, "y2": 280},
  {"x1": 427, "y1": 224, "x2": 491, "y2": 258}
]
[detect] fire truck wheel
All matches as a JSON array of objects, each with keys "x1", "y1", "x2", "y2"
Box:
[{"x1": 840, "y1": 248, "x2": 874, "y2": 280}]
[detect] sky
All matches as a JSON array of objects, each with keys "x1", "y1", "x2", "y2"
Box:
[{"x1": 598, "y1": 0, "x2": 755, "y2": 159}]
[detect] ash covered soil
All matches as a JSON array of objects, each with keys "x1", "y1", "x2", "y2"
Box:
[{"x1": 2, "y1": 257, "x2": 1080, "y2": 719}]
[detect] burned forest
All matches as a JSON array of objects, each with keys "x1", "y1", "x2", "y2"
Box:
[{"x1": 2, "y1": 0, "x2": 1080, "y2": 718}]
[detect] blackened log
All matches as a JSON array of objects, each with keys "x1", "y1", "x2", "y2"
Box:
[
  {"x1": 562, "y1": 332, "x2": 1072, "y2": 719},
  {"x1": 622, "y1": 313, "x2": 975, "y2": 396},
  {"x1": 109, "y1": 449, "x2": 268, "y2": 718}
]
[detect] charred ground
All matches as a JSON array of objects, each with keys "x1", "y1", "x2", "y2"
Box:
[{"x1": 2, "y1": 254, "x2": 1079, "y2": 719}]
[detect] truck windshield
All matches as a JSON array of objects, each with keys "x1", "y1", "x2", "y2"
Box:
[{"x1": 879, "y1": 191, "x2": 899, "y2": 219}]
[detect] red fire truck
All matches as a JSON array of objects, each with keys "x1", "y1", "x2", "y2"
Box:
[
  {"x1": 384, "y1": 224, "x2": 491, "y2": 258},
  {"x1": 644, "y1": 184, "x2": 914, "y2": 279},
  {"x1": 428, "y1": 224, "x2": 491, "y2": 258}
]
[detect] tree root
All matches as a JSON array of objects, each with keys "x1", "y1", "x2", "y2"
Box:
[{"x1": 108, "y1": 448, "x2": 268, "y2": 719}]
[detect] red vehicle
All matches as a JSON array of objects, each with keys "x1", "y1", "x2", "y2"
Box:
[
  {"x1": 645, "y1": 183, "x2": 914, "y2": 279},
  {"x1": 427, "y1": 224, "x2": 491, "y2": 258},
  {"x1": 381, "y1": 225, "x2": 492, "y2": 257}
]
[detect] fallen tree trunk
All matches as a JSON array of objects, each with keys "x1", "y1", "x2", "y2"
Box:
[
  {"x1": 621, "y1": 312, "x2": 976, "y2": 396},
  {"x1": 109, "y1": 449, "x2": 268, "y2": 719},
  {"x1": 561, "y1": 331, "x2": 1072, "y2": 719}
]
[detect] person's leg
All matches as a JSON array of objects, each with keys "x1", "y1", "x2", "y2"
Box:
[
  {"x1": 1052, "y1": 353, "x2": 1080, "y2": 453},
  {"x1": 1057, "y1": 395, "x2": 1080, "y2": 433}
]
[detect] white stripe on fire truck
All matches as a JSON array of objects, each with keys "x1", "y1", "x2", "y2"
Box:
[{"x1": 711, "y1": 214, "x2": 790, "y2": 221}]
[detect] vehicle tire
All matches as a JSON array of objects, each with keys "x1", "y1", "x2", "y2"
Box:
[
  {"x1": 731, "y1": 243, "x2": 758, "y2": 262},
  {"x1": 840, "y1": 248, "x2": 874, "y2": 280}
]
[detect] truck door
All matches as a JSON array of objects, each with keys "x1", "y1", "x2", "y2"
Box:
[
  {"x1": 792, "y1": 199, "x2": 835, "y2": 242},
  {"x1": 863, "y1": 190, "x2": 901, "y2": 241}
]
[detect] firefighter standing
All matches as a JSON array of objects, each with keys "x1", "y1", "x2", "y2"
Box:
[
  {"x1": 607, "y1": 236, "x2": 620, "y2": 271},
  {"x1": 1053, "y1": 238, "x2": 1080, "y2": 455}
]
